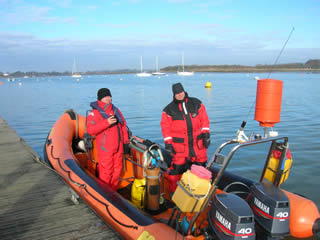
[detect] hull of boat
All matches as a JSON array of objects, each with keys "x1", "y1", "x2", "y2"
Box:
[
  {"x1": 136, "y1": 72, "x2": 152, "y2": 77},
  {"x1": 152, "y1": 72, "x2": 166, "y2": 75},
  {"x1": 43, "y1": 111, "x2": 320, "y2": 239},
  {"x1": 177, "y1": 71, "x2": 194, "y2": 76},
  {"x1": 72, "y1": 74, "x2": 82, "y2": 78}
]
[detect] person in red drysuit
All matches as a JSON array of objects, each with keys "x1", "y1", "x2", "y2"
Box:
[
  {"x1": 87, "y1": 88, "x2": 129, "y2": 190},
  {"x1": 160, "y1": 83, "x2": 211, "y2": 193}
]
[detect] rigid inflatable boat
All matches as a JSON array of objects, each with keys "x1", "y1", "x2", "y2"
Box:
[{"x1": 43, "y1": 79, "x2": 320, "y2": 240}]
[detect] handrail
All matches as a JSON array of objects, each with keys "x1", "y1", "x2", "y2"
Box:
[
  {"x1": 207, "y1": 136, "x2": 288, "y2": 192},
  {"x1": 187, "y1": 135, "x2": 289, "y2": 235}
]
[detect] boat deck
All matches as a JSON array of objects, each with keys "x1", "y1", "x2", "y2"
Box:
[{"x1": 0, "y1": 117, "x2": 120, "y2": 240}]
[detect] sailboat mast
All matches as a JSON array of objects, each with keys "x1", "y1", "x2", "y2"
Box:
[
  {"x1": 72, "y1": 57, "x2": 76, "y2": 75},
  {"x1": 182, "y1": 52, "x2": 185, "y2": 72},
  {"x1": 140, "y1": 56, "x2": 143, "y2": 73},
  {"x1": 156, "y1": 56, "x2": 159, "y2": 72}
]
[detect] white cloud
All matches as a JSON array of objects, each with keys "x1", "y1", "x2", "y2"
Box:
[
  {"x1": 168, "y1": 0, "x2": 193, "y2": 3},
  {"x1": 52, "y1": 0, "x2": 73, "y2": 8},
  {"x1": 0, "y1": 25, "x2": 317, "y2": 71},
  {"x1": 1, "y1": 4, "x2": 75, "y2": 24},
  {"x1": 97, "y1": 23, "x2": 134, "y2": 28}
]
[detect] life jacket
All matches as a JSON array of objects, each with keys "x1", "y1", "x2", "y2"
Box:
[{"x1": 90, "y1": 101, "x2": 124, "y2": 124}]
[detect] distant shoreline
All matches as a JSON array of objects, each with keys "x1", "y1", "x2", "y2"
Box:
[
  {"x1": 2, "y1": 59, "x2": 320, "y2": 77},
  {"x1": 1, "y1": 67, "x2": 320, "y2": 78},
  {"x1": 164, "y1": 68, "x2": 320, "y2": 73}
]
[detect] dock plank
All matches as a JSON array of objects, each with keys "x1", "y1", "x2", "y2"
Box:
[{"x1": 0, "y1": 117, "x2": 120, "y2": 240}]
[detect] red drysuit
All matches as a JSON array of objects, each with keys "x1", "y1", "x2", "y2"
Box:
[
  {"x1": 86, "y1": 100, "x2": 129, "y2": 190},
  {"x1": 161, "y1": 96, "x2": 210, "y2": 192}
]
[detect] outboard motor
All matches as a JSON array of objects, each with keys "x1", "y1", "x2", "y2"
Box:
[
  {"x1": 247, "y1": 182, "x2": 290, "y2": 240},
  {"x1": 208, "y1": 193, "x2": 255, "y2": 240}
]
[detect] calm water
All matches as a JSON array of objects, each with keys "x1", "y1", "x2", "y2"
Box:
[{"x1": 1, "y1": 72, "x2": 320, "y2": 212}]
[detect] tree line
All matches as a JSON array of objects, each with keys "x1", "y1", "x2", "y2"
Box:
[
  {"x1": 1, "y1": 60, "x2": 320, "y2": 78},
  {"x1": 163, "y1": 59, "x2": 320, "y2": 72}
]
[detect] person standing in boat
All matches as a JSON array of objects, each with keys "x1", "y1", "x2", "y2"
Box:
[
  {"x1": 160, "y1": 82, "x2": 211, "y2": 193},
  {"x1": 87, "y1": 88, "x2": 129, "y2": 190}
]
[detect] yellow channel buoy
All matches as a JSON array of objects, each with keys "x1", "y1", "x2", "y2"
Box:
[{"x1": 205, "y1": 81, "x2": 212, "y2": 88}]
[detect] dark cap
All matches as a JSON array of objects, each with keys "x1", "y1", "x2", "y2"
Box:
[
  {"x1": 97, "y1": 88, "x2": 112, "y2": 100},
  {"x1": 172, "y1": 82, "x2": 184, "y2": 95}
]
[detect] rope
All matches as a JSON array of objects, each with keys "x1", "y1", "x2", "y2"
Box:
[{"x1": 187, "y1": 171, "x2": 211, "y2": 201}]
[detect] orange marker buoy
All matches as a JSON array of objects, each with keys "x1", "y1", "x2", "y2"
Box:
[
  {"x1": 0, "y1": 82, "x2": 3, "y2": 84},
  {"x1": 255, "y1": 79, "x2": 283, "y2": 127}
]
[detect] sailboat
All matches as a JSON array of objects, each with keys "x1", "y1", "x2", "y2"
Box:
[
  {"x1": 72, "y1": 58, "x2": 82, "y2": 78},
  {"x1": 136, "y1": 56, "x2": 151, "y2": 77},
  {"x1": 152, "y1": 56, "x2": 165, "y2": 75},
  {"x1": 177, "y1": 52, "x2": 194, "y2": 76}
]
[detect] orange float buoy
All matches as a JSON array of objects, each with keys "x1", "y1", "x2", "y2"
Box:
[
  {"x1": 283, "y1": 190, "x2": 320, "y2": 238},
  {"x1": 255, "y1": 79, "x2": 283, "y2": 127}
]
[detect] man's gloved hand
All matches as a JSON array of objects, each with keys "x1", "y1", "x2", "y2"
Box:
[
  {"x1": 202, "y1": 132, "x2": 210, "y2": 149},
  {"x1": 123, "y1": 143, "x2": 130, "y2": 154},
  {"x1": 165, "y1": 143, "x2": 176, "y2": 156}
]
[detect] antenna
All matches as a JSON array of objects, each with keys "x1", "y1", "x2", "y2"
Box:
[{"x1": 267, "y1": 27, "x2": 295, "y2": 79}]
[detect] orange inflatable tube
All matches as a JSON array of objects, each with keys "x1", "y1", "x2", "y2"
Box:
[{"x1": 283, "y1": 190, "x2": 320, "y2": 238}]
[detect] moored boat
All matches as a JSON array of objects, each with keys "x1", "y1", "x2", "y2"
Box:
[
  {"x1": 43, "y1": 79, "x2": 320, "y2": 239},
  {"x1": 137, "y1": 56, "x2": 151, "y2": 77},
  {"x1": 152, "y1": 56, "x2": 166, "y2": 76},
  {"x1": 177, "y1": 52, "x2": 194, "y2": 76},
  {"x1": 72, "y1": 57, "x2": 82, "y2": 78}
]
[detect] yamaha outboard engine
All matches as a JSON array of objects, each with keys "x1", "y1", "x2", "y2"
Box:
[
  {"x1": 247, "y1": 182, "x2": 290, "y2": 240},
  {"x1": 208, "y1": 193, "x2": 255, "y2": 240}
]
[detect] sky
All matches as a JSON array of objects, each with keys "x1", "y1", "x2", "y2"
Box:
[{"x1": 0, "y1": 0, "x2": 319, "y2": 72}]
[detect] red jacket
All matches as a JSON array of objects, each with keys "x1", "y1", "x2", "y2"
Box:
[
  {"x1": 87, "y1": 101, "x2": 129, "y2": 157},
  {"x1": 160, "y1": 96, "x2": 210, "y2": 165}
]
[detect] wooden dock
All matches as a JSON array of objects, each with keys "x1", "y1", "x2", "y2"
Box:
[{"x1": 0, "y1": 117, "x2": 120, "y2": 240}]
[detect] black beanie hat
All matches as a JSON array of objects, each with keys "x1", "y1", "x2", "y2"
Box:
[
  {"x1": 97, "y1": 88, "x2": 112, "y2": 100},
  {"x1": 172, "y1": 82, "x2": 184, "y2": 95}
]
